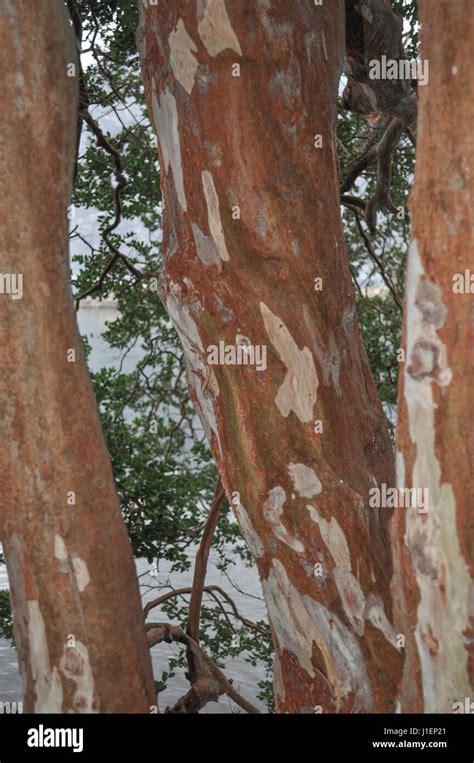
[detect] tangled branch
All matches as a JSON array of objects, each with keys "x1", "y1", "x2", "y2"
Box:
[{"x1": 146, "y1": 622, "x2": 260, "y2": 714}]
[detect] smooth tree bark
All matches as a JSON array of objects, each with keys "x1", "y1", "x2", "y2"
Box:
[
  {"x1": 392, "y1": 0, "x2": 474, "y2": 712},
  {"x1": 138, "y1": 0, "x2": 404, "y2": 712},
  {"x1": 0, "y1": 1, "x2": 155, "y2": 712}
]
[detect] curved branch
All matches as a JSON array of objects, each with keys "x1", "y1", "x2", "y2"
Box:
[
  {"x1": 145, "y1": 622, "x2": 260, "y2": 714},
  {"x1": 187, "y1": 477, "x2": 225, "y2": 643},
  {"x1": 144, "y1": 583, "x2": 267, "y2": 636},
  {"x1": 364, "y1": 117, "x2": 406, "y2": 233}
]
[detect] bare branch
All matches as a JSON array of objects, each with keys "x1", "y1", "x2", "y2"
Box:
[
  {"x1": 341, "y1": 194, "x2": 366, "y2": 211},
  {"x1": 146, "y1": 622, "x2": 260, "y2": 714},
  {"x1": 73, "y1": 109, "x2": 153, "y2": 307},
  {"x1": 352, "y1": 209, "x2": 403, "y2": 312},
  {"x1": 187, "y1": 478, "x2": 225, "y2": 642},
  {"x1": 341, "y1": 0, "x2": 417, "y2": 233},
  {"x1": 364, "y1": 117, "x2": 406, "y2": 233},
  {"x1": 144, "y1": 583, "x2": 267, "y2": 636}
]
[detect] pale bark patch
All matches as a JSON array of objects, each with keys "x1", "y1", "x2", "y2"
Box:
[
  {"x1": 263, "y1": 486, "x2": 304, "y2": 553},
  {"x1": 306, "y1": 505, "x2": 351, "y2": 571},
  {"x1": 287, "y1": 463, "x2": 322, "y2": 498},
  {"x1": 333, "y1": 568, "x2": 366, "y2": 636},
  {"x1": 169, "y1": 19, "x2": 198, "y2": 95},
  {"x1": 303, "y1": 594, "x2": 374, "y2": 712},
  {"x1": 151, "y1": 86, "x2": 187, "y2": 210},
  {"x1": 54, "y1": 534, "x2": 68, "y2": 563},
  {"x1": 260, "y1": 302, "x2": 318, "y2": 422},
  {"x1": 197, "y1": 0, "x2": 242, "y2": 57},
  {"x1": 191, "y1": 221, "x2": 222, "y2": 270},
  {"x1": 396, "y1": 450, "x2": 405, "y2": 489},
  {"x1": 166, "y1": 282, "x2": 221, "y2": 452},
  {"x1": 71, "y1": 558, "x2": 91, "y2": 593},
  {"x1": 405, "y1": 240, "x2": 452, "y2": 389},
  {"x1": 262, "y1": 560, "x2": 320, "y2": 679},
  {"x1": 365, "y1": 594, "x2": 400, "y2": 649},
  {"x1": 27, "y1": 600, "x2": 63, "y2": 712},
  {"x1": 60, "y1": 641, "x2": 97, "y2": 713},
  {"x1": 54, "y1": 535, "x2": 90, "y2": 593},
  {"x1": 201, "y1": 170, "x2": 230, "y2": 262},
  {"x1": 234, "y1": 501, "x2": 265, "y2": 560},
  {"x1": 402, "y1": 239, "x2": 470, "y2": 710},
  {"x1": 273, "y1": 652, "x2": 285, "y2": 704},
  {"x1": 263, "y1": 560, "x2": 374, "y2": 711}
]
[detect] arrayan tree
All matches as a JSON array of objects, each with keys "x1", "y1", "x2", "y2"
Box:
[
  {"x1": 137, "y1": 0, "x2": 405, "y2": 714},
  {"x1": 0, "y1": 1, "x2": 155, "y2": 712},
  {"x1": 0, "y1": 0, "x2": 471, "y2": 714},
  {"x1": 392, "y1": 0, "x2": 473, "y2": 712},
  {"x1": 137, "y1": 0, "x2": 472, "y2": 713}
]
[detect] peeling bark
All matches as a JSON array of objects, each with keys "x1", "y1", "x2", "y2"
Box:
[
  {"x1": 138, "y1": 0, "x2": 402, "y2": 712},
  {"x1": 393, "y1": 0, "x2": 474, "y2": 712},
  {"x1": 0, "y1": 1, "x2": 155, "y2": 712}
]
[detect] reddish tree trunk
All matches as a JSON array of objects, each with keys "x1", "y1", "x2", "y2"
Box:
[
  {"x1": 0, "y1": 0, "x2": 155, "y2": 712},
  {"x1": 138, "y1": 0, "x2": 402, "y2": 712},
  {"x1": 392, "y1": 0, "x2": 474, "y2": 712}
]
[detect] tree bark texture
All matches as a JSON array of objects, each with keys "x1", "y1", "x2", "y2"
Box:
[
  {"x1": 392, "y1": 0, "x2": 474, "y2": 713},
  {"x1": 138, "y1": 0, "x2": 402, "y2": 712},
  {"x1": 0, "y1": 0, "x2": 155, "y2": 713}
]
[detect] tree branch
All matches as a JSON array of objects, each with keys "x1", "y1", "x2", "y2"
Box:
[
  {"x1": 352, "y1": 209, "x2": 403, "y2": 312},
  {"x1": 144, "y1": 583, "x2": 266, "y2": 636},
  {"x1": 146, "y1": 622, "x2": 260, "y2": 714},
  {"x1": 364, "y1": 117, "x2": 405, "y2": 233},
  {"x1": 187, "y1": 478, "x2": 225, "y2": 643},
  {"x1": 73, "y1": 109, "x2": 153, "y2": 307},
  {"x1": 342, "y1": 0, "x2": 417, "y2": 232}
]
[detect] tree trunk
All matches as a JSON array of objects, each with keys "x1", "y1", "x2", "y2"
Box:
[
  {"x1": 138, "y1": 0, "x2": 402, "y2": 712},
  {"x1": 0, "y1": 0, "x2": 155, "y2": 713},
  {"x1": 392, "y1": 0, "x2": 474, "y2": 712}
]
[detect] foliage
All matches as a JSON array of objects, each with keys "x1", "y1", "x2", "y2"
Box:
[{"x1": 0, "y1": 591, "x2": 14, "y2": 646}]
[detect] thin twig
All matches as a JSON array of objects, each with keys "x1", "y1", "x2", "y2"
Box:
[
  {"x1": 74, "y1": 109, "x2": 153, "y2": 307},
  {"x1": 352, "y1": 210, "x2": 403, "y2": 313},
  {"x1": 144, "y1": 584, "x2": 266, "y2": 636}
]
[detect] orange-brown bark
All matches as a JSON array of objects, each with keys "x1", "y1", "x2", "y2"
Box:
[
  {"x1": 0, "y1": 0, "x2": 155, "y2": 712},
  {"x1": 392, "y1": 0, "x2": 474, "y2": 712},
  {"x1": 138, "y1": 0, "x2": 402, "y2": 712}
]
